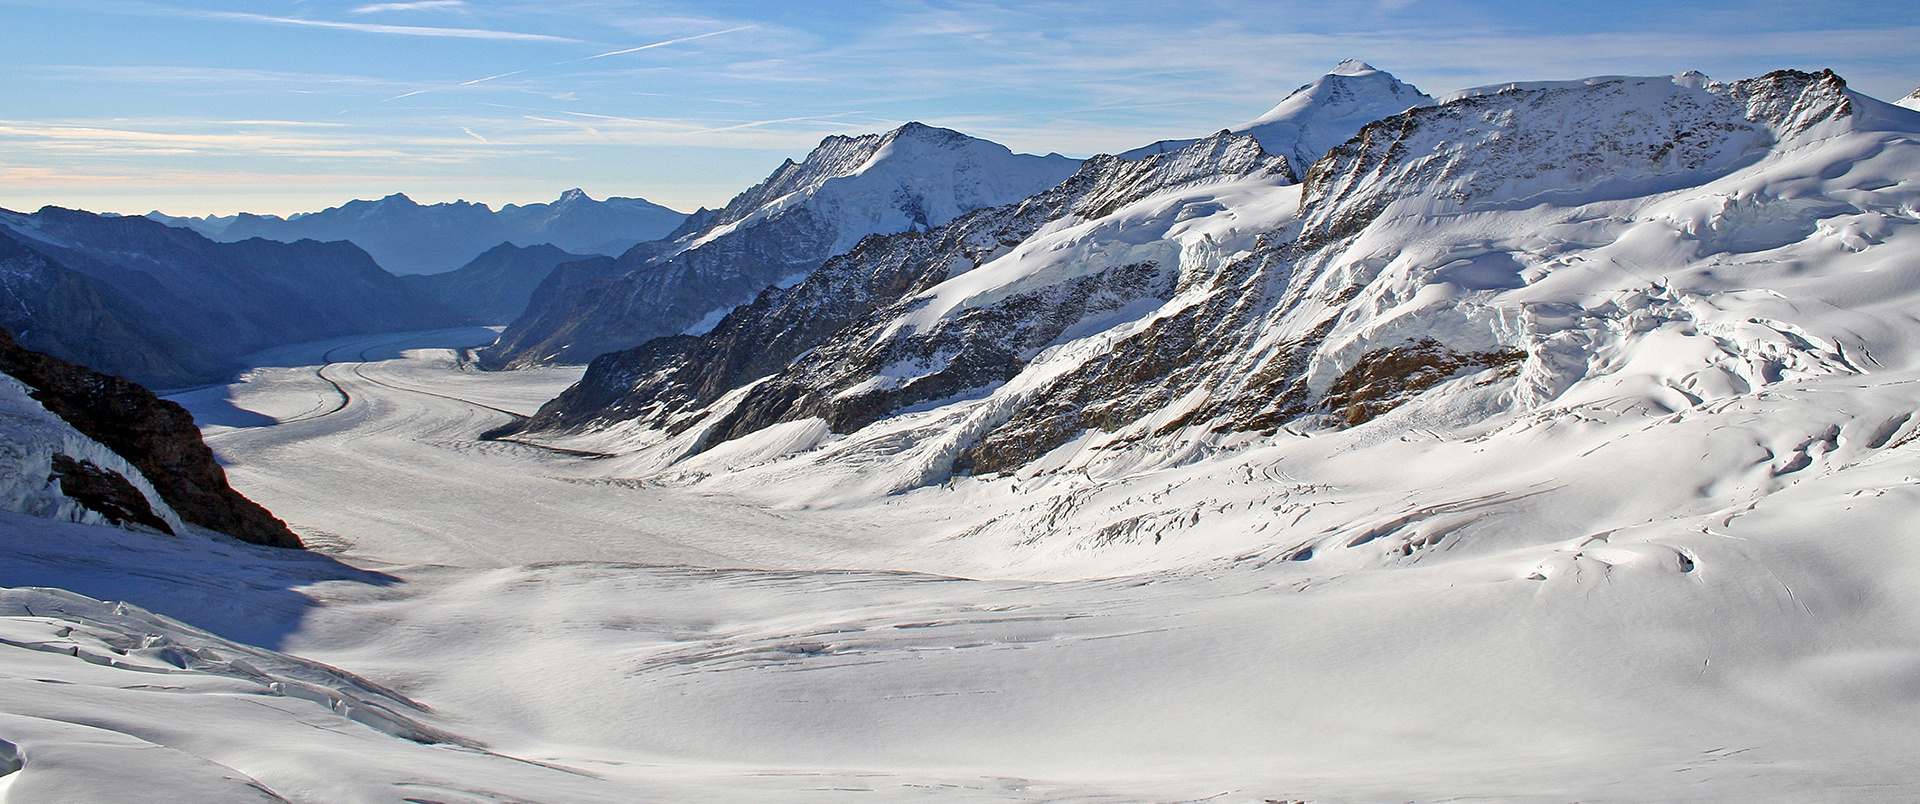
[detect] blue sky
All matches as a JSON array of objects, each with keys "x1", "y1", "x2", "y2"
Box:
[{"x1": 3, "y1": 0, "x2": 1915, "y2": 216}]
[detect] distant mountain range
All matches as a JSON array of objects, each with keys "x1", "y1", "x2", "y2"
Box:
[
  {"x1": 149, "y1": 189, "x2": 688, "y2": 276},
  {"x1": 0, "y1": 207, "x2": 465, "y2": 387}
]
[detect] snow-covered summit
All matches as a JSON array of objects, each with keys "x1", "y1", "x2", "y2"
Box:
[
  {"x1": 1234, "y1": 60, "x2": 1435, "y2": 175},
  {"x1": 481, "y1": 123, "x2": 1081, "y2": 367},
  {"x1": 1899, "y1": 86, "x2": 1920, "y2": 111},
  {"x1": 1119, "y1": 62, "x2": 1432, "y2": 179},
  {"x1": 682, "y1": 122, "x2": 1081, "y2": 257}
]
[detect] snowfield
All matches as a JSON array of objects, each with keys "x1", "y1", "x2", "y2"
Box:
[{"x1": 0, "y1": 322, "x2": 1913, "y2": 801}]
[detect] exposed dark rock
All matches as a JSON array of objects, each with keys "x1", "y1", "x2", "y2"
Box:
[
  {"x1": 1322, "y1": 338, "x2": 1526, "y2": 427},
  {"x1": 50, "y1": 454, "x2": 175, "y2": 535},
  {"x1": 518, "y1": 132, "x2": 1288, "y2": 447},
  {"x1": 0, "y1": 326, "x2": 301, "y2": 548}
]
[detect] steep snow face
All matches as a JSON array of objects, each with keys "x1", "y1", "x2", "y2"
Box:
[
  {"x1": 481, "y1": 123, "x2": 1081, "y2": 367},
  {"x1": 1899, "y1": 87, "x2": 1920, "y2": 111},
  {"x1": 1236, "y1": 60, "x2": 1436, "y2": 176},
  {"x1": 680, "y1": 122, "x2": 1082, "y2": 258},
  {"x1": 1120, "y1": 61, "x2": 1432, "y2": 178}
]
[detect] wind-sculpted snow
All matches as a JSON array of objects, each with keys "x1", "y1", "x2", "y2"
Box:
[{"x1": 482, "y1": 123, "x2": 1080, "y2": 368}]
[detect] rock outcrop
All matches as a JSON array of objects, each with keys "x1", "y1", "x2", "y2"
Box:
[{"x1": 0, "y1": 326, "x2": 300, "y2": 548}]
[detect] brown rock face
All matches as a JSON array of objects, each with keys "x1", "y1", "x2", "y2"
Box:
[{"x1": 0, "y1": 326, "x2": 301, "y2": 548}]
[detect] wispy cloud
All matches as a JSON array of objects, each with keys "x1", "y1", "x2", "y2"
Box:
[
  {"x1": 201, "y1": 11, "x2": 580, "y2": 43},
  {"x1": 351, "y1": 1, "x2": 466, "y2": 13},
  {"x1": 571, "y1": 25, "x2": 757, "y2": 62}
]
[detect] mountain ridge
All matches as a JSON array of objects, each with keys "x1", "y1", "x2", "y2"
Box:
[
  {"x1": 478, "y1": 122, "x2": 1081, "y2": 368},
  {"x1": 151, "y1": 189, "x2": 687, "y2": 275}
]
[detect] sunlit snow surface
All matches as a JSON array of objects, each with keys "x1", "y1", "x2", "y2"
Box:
[{"x1": 0, "y1": 313, "x2": 1912, "y2": 800}]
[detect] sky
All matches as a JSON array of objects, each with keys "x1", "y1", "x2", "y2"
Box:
[{"x1": 2, "y1": 0, "x2": 1915, "y2": 217}]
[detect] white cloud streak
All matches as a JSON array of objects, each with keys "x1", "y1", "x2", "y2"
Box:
[
  {"x1": 571, "y1": 25, "x2": 757, "y2": 62},
  {"x1": 351, "y1": 1, "x2": 467, "y2": 13},
  {"x1": 202, "y1": 11, "x2": 580, "y2": 43}
]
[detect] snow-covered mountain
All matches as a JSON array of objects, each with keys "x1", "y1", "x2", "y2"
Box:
[
  {"x1": 480, "y1": 122, "x2": 1081, "y2": 368},
  {"x1": 8, "y1": 64, "x2": 1920, "y2": 803},
  {"x1": 150, "y1": 189, "x2": 688, "y2": 275},
  {"x1": 512, "y1": 69, "x2": 1920, "y2": 529},
  {"x1": 0, "y1": 206, "x2": 464, "y2": 386},
  {"x1": 1899, "y1": 86, "x2": 1920, "y2": 111},
  {"x1": 1120, "y1": 60, "x2": 1433, "y2": 177}
]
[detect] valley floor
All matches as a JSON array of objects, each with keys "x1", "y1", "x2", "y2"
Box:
[{"x1": 4, "y1": 328, "x2": 1919, "y2": 802}]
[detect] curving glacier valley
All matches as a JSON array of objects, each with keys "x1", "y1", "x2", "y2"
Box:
[{"x1": 3, "y1": 66, "x2": 1920, "y2": 802}]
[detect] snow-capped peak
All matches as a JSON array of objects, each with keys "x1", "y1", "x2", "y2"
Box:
[
  {"x1": 555, "y1": 188, "x2": 591, "y2": 204},
  {"x1": 1899, "y1": 87, "x2": 1920, "y2": 111},
  {"x1": 682, "y1": 122, "x2": 1080, "y2": 255},
  {"x1": 1330, "y1": 59, "x2": 1377, "y2": 76},
  {"x1": 1118, "y1": 62, "x2": 1432, "y2": 176}
]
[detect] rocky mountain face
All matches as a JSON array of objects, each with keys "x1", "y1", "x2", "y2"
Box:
[
  {"x1": 0, "y1": 326, "x2": 300, "y2": 548},
  {"x1": 517, "y1": 131, "x2": 1288, "y2": 439},
  {"x1": 508, "y1": 69, "x2": 1914, "y2": 508},
  {"x1": 152, "y1": 189, "x2": 687, "y2": 275},
  {"x1": 478, "y1": 123, "x2": 1082, "y2": 369},
  {"x1": 0, "y1": 207, "x2": 465, "y2": 386},
  {"x1": 1120, "y1": 60, "x2": 1433, "y2": 177},
  {"x1": 0, "y1": 229, "x2": 224, "y2": 388},
  {"x1": 402, "y1": 242, "x2": 589, "y2": 325}
]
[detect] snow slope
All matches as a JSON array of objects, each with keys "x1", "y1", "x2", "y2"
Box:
[
  {"x1": 0, "y1": 328, "x2": 1913, "y2": 801},
  {"x1": 1120, "y1": 60, "x2": 1433, "y2": 177},
  {"x1": 483, "y1": 123, "x2": 1081, "y2": 367}
]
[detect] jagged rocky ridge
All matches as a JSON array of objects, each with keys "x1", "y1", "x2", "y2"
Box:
[
  {"x1": 0, "y1": 207, "x2": 464, "y2": 386},
  {"x1": 513, "y1": 68, "x2": 1908, "y2": 497},
  {"x1": 0, "y1": 326, "x2": 300, "y2": 548},
  {"x1": 480, "y1": 123, "x2": 1081, "y2": 368},
  {"x1": 151, "y1": 189, "x2": 688, "y2": 275}
]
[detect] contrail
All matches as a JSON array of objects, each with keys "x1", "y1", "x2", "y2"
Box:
[
  {"x1": 460, "y1": 70, "x2": 526, "y2": 86},
  {"x1": 568, "y1": 25, "x2": 755, "y2": 62}
]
